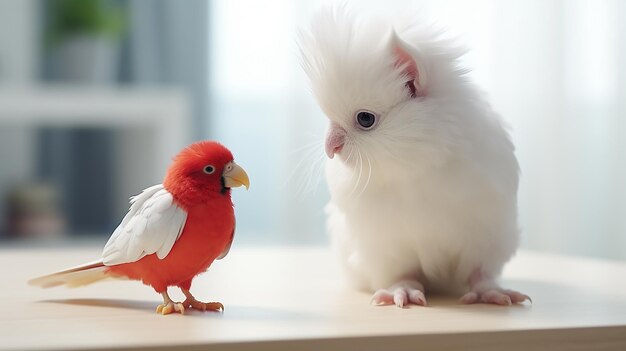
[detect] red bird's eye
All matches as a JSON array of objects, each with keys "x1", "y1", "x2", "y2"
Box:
[{"x1": 203, "y1": 165, "x2": 215, "y2": 174}]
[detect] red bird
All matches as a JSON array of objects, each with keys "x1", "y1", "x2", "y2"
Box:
[{"x1": 29, "y1": 141, "x2": 250, "y2": 315}]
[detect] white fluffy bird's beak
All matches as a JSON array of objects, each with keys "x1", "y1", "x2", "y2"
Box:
[
  {"x1": 325, "y1": 122, "x2": 346, "y2": 159},
  {"x1": 223, "y1": 162, "x2": 250, "y2": 190}
]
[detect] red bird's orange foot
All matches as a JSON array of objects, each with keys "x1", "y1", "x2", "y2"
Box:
[
  {"x1": 183, "y1": 298, "x2": 224, "y2": 312},
  {"x1": 182, "y1": 289, "x2": 224, "y2": 312},
  {"x1": 156, "y1": 301, "x2": 185, "y2": 315},
  {"x1": 156, "y1": 292, "x2": 186, "y2": 315}
]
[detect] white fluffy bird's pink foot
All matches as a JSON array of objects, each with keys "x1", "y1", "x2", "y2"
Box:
[
  {"x1": 462, "y1": 269, "x2": 531, "y2": 305},
  {"x1": 371, "y1": 281, "x2": 427, "y2": 308},
  {"x1": 460, "y1": 288, "x2": 531, "y2": 305}
]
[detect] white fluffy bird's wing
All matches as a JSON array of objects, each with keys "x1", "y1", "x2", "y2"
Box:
[{"x1": 102, "y1": 184, "x2": 188, "y2": 266}]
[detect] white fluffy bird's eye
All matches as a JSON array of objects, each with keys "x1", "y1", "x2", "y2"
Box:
[
  {"x1": 203, "y1": 165, "x2": 215, "y2": 174},
  {"x1": 355, "y1": 110, "x2": 377, "y2": 130}
]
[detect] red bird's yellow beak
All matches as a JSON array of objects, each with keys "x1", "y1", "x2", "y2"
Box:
[{"x1": 223, "y1": 162, "x2": 250, "y2": 190}]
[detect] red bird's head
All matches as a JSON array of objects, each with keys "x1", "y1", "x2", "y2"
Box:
[{"x1": 163, "y1": 141, "x2": 249, "y2": 209}]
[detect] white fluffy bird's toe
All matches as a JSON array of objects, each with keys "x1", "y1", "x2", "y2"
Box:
[
  {"x1": 371, "y1": 289, "x2": 394, "y2": 306},
  {"x1": 408, "y1": 289, "x2": 427, "y2": 306},
  {"x1": 460, "y1": 288, "x2": 531, "y2": 306},
  {"x1": 371, "y1": 281, "x2": 427, "y2": 308}
]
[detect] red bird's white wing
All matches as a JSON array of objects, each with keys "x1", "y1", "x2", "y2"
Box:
[{"x1": 102, "y1": 184, "x2": 188, "y2": 266}]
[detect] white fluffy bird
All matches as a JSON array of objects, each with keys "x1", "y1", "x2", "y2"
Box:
[{"x1": 299, "y1": 6, "x2": 529, "y2": 307}]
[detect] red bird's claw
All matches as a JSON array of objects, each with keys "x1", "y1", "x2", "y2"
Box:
[
  {"x1": 184, "y1": 299, "x2": 224, "y2": 312},
  {"x1": 156, "y1": 302, "x2": 185, "y2": 315}
]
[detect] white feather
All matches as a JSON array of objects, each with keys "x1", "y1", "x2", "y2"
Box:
[
  {"x1": 300, "y1": 6, "x2": 520, "y2": 294},
  {"x1": 102, "y1": 184, "x2": 188, "y2": 265},
  {"x1": 27, "y1": 261, "x2": 116, "y2": 288}
]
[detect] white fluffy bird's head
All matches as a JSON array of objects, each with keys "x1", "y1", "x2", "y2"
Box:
[
  {"x1": 298, "y1": 5, "x2": 469, "y2": 182},
  {"x1": 298, "y1": 6, "x2": 428, "y2": 124}
]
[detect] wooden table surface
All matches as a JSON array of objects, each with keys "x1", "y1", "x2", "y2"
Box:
[{"x1": 2, "y1": 245, "x2": 626, "y2": 351}]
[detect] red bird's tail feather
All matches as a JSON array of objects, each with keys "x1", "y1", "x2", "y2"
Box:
[{"x1": 28, "y1": 261, "x2": 117, "y2": 288}]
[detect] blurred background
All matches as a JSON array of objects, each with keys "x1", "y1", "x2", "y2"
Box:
[{"x1": 0, "y1": 0, "x2": 624, "y2": 260}]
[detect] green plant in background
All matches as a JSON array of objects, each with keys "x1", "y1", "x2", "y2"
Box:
[{"x1": 46, "y1": 0, "x2": 127, "y2": 47}]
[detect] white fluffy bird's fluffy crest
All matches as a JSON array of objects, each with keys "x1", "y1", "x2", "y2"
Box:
[{"x1": 299, "y1": 5, "x2": 521, "y2": 294}]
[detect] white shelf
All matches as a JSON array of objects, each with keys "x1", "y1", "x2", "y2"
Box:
[
  {"x1": 0, "y1": 85, "x2": 193, "y2": 221},
  {"x1": 0, "y1": 86, "x2": 191, "y2": 164}
]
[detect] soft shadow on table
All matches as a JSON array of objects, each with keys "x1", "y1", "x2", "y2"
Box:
[
  {"x1": 38, "y1": 298, "x2": 322, "y2": 321},
  {"x1": 40, "y1": 298, "x2": 158, "y2": 312},
  {"x1": 397, "y1": 278, "x2": 538, "y2": 311},
  {"x1": 423, "y1": 296, "x2": 532, "y2": 314},
  {"x1": 218, "y1": 305, "x2": 322, "y2": 321},
  {"x1": 419, "y1": 278, "x2": 618, "y2": 314}
]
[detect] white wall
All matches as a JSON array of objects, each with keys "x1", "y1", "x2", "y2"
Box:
[
  {"x1": 0, "y1": 0, "x2": 38, "y2": 84},
  {"x1": 0, "y1": 0, "x2": 39, "y2": 232}
]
